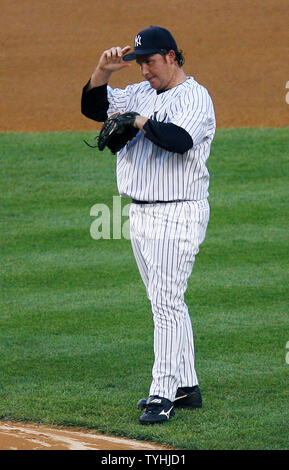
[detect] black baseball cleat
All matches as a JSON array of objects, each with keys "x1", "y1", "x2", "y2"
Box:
[
  {"x1": 137, "y1": 385, "x2": 202, "y2": 412},
  {"x1": 174, "y1": 385, "x2": 202, "y2": 409},
  {"x1": 139, "y1": 396, "x2": 175, "y2": 425}
]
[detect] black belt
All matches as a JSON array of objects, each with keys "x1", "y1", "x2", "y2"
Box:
[{"x1": 132, "y1": 199, "x2": 189, "y2": 204}]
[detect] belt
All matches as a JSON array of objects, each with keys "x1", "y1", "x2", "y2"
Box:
[{"x1": 132, "y1": 199, "x2": 189, "y2": 204}]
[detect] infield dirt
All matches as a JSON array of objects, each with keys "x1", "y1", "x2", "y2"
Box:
[
  {"x1": 0, "y1": 0, "x2": 288, "y2": 451},
  {"x1": 1, "y1": 0, "x2": 288, "y2": 133},
  {"x1": 0, "y1": 421, "x2": 172, "y2": 450}
]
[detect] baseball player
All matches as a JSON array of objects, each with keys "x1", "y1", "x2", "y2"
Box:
[{"x1": 81, "y1": 26, "x2": 216, "y2": 424}]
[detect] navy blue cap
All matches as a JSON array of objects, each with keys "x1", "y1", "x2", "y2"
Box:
[{"x1": 123, "y1": 26, "x2": 178, "y2": 61}]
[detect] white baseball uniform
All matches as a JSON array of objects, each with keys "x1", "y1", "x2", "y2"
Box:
[
  {"x1": 82, "y1": 76, "x2": 216, "y2": 402},
  {"x1": 106, "y1": 78, "x2": 215, "y2": 202}
]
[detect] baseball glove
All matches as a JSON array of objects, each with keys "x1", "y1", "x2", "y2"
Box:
[{"x1": 97, "y1": 112, "x2": 140, "y2": 154}]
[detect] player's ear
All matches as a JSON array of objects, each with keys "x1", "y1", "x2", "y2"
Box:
[{"x1": 167, "y1": 50, "x2": 176, "y2": 64}]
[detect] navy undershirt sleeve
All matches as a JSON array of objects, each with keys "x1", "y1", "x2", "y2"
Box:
[
  {"x1": 81, "y1": 82, "x2": 194, "y2": 153},
  {"x1": 81, "y1": 81, "x2": 109, "y2": 122},
  {"x1": 143, "y1": 119, "x2": 193, "y2": 154}
]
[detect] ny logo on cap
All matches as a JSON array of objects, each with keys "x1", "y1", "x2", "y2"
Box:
[{"x1": 135, "y1": 34, "x2": 141, "y2": 47}]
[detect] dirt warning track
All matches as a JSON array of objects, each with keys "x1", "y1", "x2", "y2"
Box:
[{"x1": 1, "y1": 0, "x2": 288, "y2": 132}]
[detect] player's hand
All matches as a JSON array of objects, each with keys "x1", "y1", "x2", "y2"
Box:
[
  {"x1": 89, "y1": 46, "x2": 131, "y2": 88},
  {"x1": 133, "y1": 115, "x2": 148, "y2": 132},
  {"x1": 97, "y1": 46, "x2": 131, "y2": 73}
]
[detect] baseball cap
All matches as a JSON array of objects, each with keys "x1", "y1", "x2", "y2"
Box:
[{"x1": 123, "y1": 26, "x2": 178, "y2": 61}]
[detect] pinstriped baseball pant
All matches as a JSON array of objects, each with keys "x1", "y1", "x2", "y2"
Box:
[{"x1": 129, "y1": 199, "x2": 210, "y2": 402}]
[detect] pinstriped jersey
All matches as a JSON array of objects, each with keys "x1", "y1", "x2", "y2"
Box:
[{"x1": 107, "y1": 76, "x2": 216, "y2": 201}]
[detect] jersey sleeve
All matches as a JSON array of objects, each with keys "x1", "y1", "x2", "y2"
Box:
[
  {"x1": 170, "y1": 85, "x2": 216, "y2": 146},
  {"x1": 107, "y1": 84, "x2": 135, "y2": 115}
]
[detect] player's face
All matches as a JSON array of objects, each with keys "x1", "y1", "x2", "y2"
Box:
[{"x1": 136, "y1": 53, "x2": 176, "y2": 91}]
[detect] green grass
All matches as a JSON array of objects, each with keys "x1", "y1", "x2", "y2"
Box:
[{"x1": 0, "y1": 128, "x2": 288, "y2": 449}]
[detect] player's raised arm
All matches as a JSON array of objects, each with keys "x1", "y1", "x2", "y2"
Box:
[{"x1": 89, "y1": 46, "x2": 131, "y2": 89}]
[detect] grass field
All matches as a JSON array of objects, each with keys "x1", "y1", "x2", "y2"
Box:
[{"x1": 0, "y1": 128, "x2": 288, "y2": 450}]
